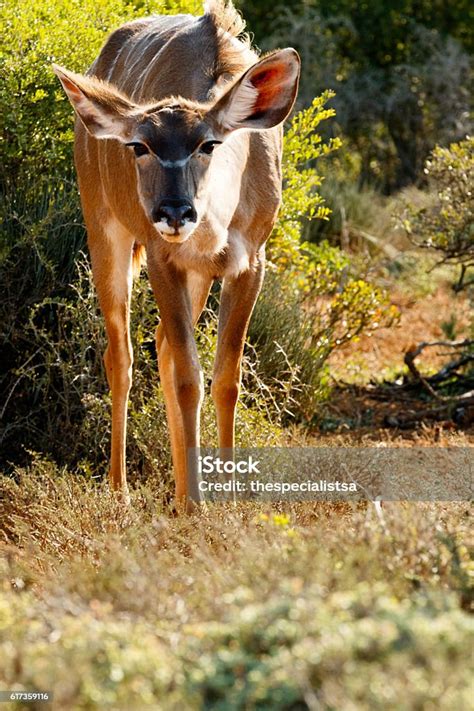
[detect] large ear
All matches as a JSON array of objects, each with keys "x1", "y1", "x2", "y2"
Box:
[
  {"x1": 210, "y1": 48, "x2": 300, "y2": 133},
  {"x1": 52, "y1": 64, "x2": 137, "y2": 141}
]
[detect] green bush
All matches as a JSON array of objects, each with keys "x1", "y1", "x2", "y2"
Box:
[
  {"x1": 0, "y1": 532, "x2": 474, "y2": 711},
  {"x1": 181, "y1": 588, "x2": 473, "y2": 709},
  {"x1": 249, "y1": 246, "x2": 396, "y2": 419},
  {"x1": 251, "y1": 97, "x2": 395, "y2": 420},
  {"x1": 0, "y1": 252, "x2": 282, "y2": 477},
  {"x1": 0, "y1": 0, "x2": 199, "y2": 189},
  {"x1": 249, "y1": 0, "x2": 472, "y2": 191},
  {"x1": 269, "y1": 92, "x2": 341, "y2": 273},
  {"x1": 398, "y1": 137, "x2": 474, "y2": 292},
  {"x1": 1, "y1": 585, "x2": 471, "y2": 709},
  {"x1": 0, "y1": 484, "x2": 472, "y2": 709}
]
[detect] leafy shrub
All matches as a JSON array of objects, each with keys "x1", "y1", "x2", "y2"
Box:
[
  {"x1": 251, "y1": 98, "x2": 396, "y2": 420},
  {"x1": 306, "y1": 171, "x2": 392, "y2": 246},
  {"x1": 181, "y1": 588, "x2": 473, "y2": 709},
  {"x1": 1, "y1": 585, "x2": 471, "y2": 709},
  {"x1": 254, "y1": 1, "x2": 472, "y2": 191},
  {"x1": 0, "y1": 252, "x2": 282, "y2": 477},
  {"x1": 269, "y1": 93, "x2": 342, "y2": 272},
  {"x1": 398, "y1": 137, "x2": 474, "y2": 292},
  {"x1": 249, "y1": 247, "x2": 396, "y2": 419},
  {"x1": 0, "y1": 0, "x2": 199, "y2": 190}
]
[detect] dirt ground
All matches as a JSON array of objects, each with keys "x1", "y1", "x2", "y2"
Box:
[
  {"x1": 319, "y1": 283, "x2": 473, "y2": 446},
  {"x1": 330, "y1": 284, "x2": 472, "y2": 381}
]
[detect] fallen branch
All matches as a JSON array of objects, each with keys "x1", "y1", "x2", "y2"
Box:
[
  {"x1": 429, "y1": 354, "x2": 474, "y2": 383},
  {"x1": 384, "y1": 395, "x2": 474, "y2": 428},
  {"x1": 404, "y1": 340, "x2": 474, "y2": 402}
]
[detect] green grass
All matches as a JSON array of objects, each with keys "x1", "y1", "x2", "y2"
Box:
[{"x1": 1, "y1": 464, "x2": 472, "y2": 709}]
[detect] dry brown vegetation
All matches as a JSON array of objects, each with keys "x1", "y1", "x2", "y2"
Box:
[{"x1": 1, "y1": 467, "x2": 473, "y2": 709}]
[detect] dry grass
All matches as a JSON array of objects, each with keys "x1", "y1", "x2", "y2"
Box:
[{"x1": 1, "y1": 463, "x2": 472, "y2": 709}]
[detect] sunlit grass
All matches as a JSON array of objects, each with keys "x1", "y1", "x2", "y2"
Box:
[{"x1": 1, "y1": 464, "x2": 472, "y2": 709}]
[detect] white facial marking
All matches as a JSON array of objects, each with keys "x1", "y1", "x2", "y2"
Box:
[
  {"x1": 156, "y1": 155, "x2": 190, "y2": 168},
  {"x1": 154, "y1": 220, "x2": 195, "y2": 243},
  {"x1": 127, "y1": 138, "x2": 192, "y2": 168}
]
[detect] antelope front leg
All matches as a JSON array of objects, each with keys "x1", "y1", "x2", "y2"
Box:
[
  {"x1": 155, "y1": 273, "x2": 211, "y2": 500},
  {"x1": 147, "y1": 251, "x2": 206, "y2": 503},
  {"x1": 212, "y1": 249, "x2": 265, "y2": 449},
  {"x1": 89, "y1": 231, "x2": 135, "y2": 496}
]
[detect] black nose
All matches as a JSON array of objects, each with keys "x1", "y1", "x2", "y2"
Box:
[{"x1": 153, "y1": 200, "x2": 197, "y2": 231}]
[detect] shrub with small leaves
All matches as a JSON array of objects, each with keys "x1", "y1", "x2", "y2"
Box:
[
  {"x1": 398, "y1": 137, "x2": 474, "y2": 292},
  {"x1": 270, "y1": 92, "x2": 342, "y2": 273},
  {"x1": 0, "y1": 0, "x2": 200, "y2": 190}
]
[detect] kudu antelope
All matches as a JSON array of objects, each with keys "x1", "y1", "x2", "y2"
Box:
[{"x1": 53, "y1": 0, "x2": 300, "y2": 505}]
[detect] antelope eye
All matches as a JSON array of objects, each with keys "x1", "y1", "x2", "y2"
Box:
[
  {"x1": 126, "y1": 142, "x2": 149, "y2": 157},
  {"x1": 199, "y1": 140, "x2": 221, "y2": 155}
]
